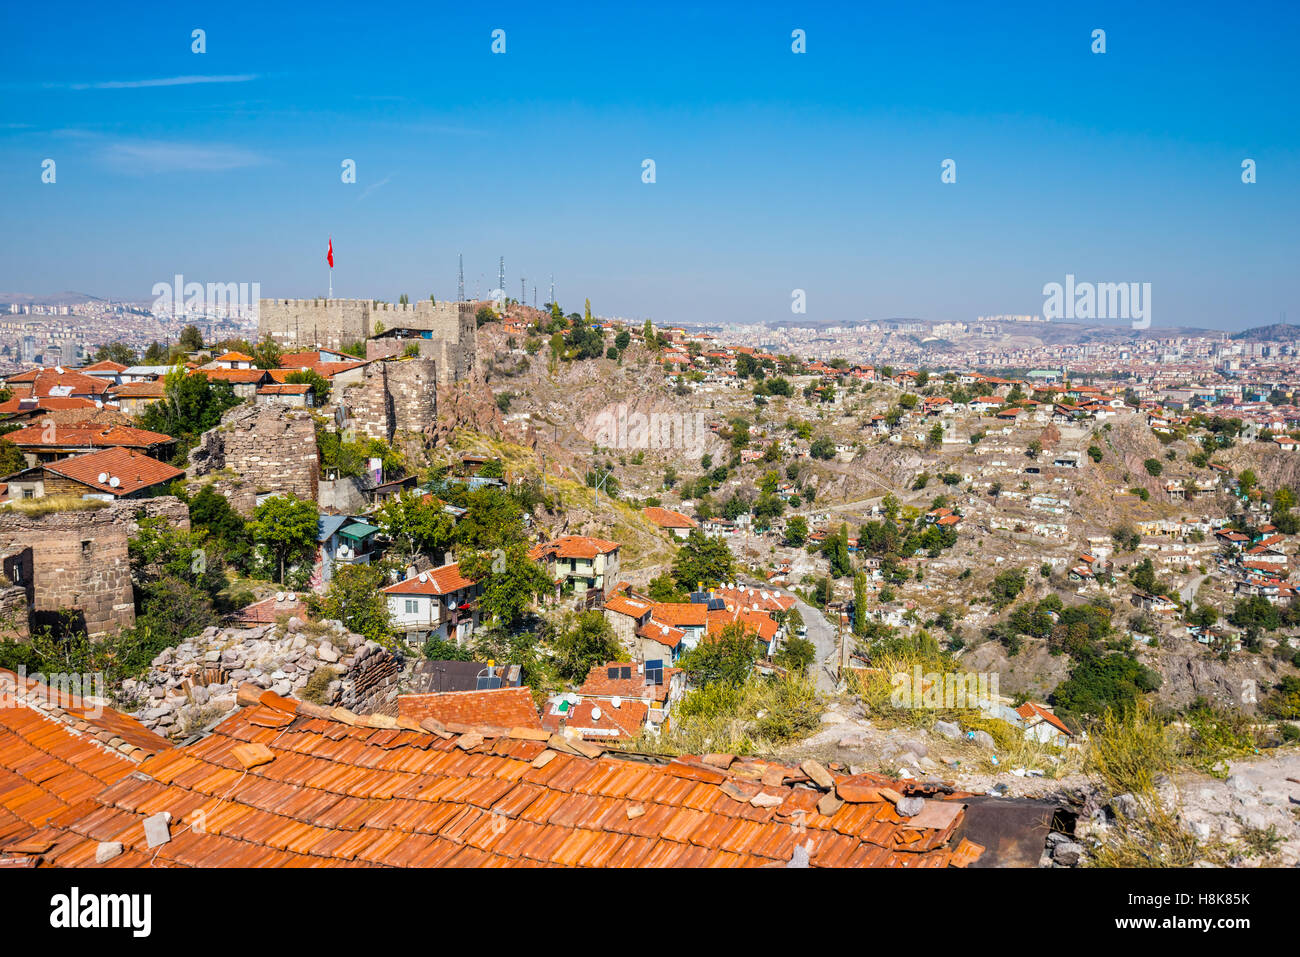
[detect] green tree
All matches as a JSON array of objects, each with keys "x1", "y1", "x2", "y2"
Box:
[
  {"x1": 853, "y1": 571, "x2": 868, "y2": 636},
  {"x1": 250, "y1": 494, "x2": 319, "y2": 583},
  {"x1": 785, "y1": 515, "x2": 809, "y2": 547},
  {"x1": 93, "y1": 342, "x2": 138, "y2": 366},
  {"x1": 679, "y1": 623, "x2": 759, "y2": 686},
  {"x1": 376, "y1": 490, "x2": 456, "y2": 566},
  {"x1": 310, "y1": 563, "x2": 391, "y2": 644},
  {"x1": 552, "y1": 610, "x2": 621, "y2": 682},
  {"x1": 0, "y1": 439, "x2": 25, "y2": 476},
  {"x1": 671, "y1": 529, "x2": 735, "y2": 591},
  {"x1": 460, "y1": 542, "x2": 553, "y2": 633},
  {"x1": 251, "y1": 336, "x2": 283, "y2": 370},
  {"x1": 178, "y1": 325, "x2": 205, "y2": 352},
  {"x1": 774, "y1": 635, "x2": 815, "y2": 675},
  {"x1": 137, "y1": 367, "x2": 242, "y2": 463},
  {"x1": 285, "y1": 369, "x2": 331, "y2": 404}
]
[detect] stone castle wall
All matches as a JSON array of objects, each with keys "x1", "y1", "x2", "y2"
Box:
[
  {"x1": 339, "y1": 358, "x2": 438, "y2": 442},
  {"x1": 188, "y1": 404, "x2": 320, "y2": 515},
  {"x1": 259, "y1": 298, "x2": 476, "y2": 384},
  {"x1": 0, "y1": 497, "x2": 189, "y2": 639}
]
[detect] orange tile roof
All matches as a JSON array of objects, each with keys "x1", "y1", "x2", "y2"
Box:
[
  {"x1": 215, "y1": 351, "x2": 255, "y2": 362},
  {"x1": 78, "y1": 360, "x2": 128, "y2": 374},
  {"x1": 707, "y1": 607, "x2": 780, "y2": 642},
  {"x1": 6, "y1": 684, "x2": 983, "y2": 868},
  {"x1": 1015, "y1": 702, "x2": 1071, "y2": 738},
  {"x1": 603, "y1": 594, "x2": 653, "y2": 619},
  {"x1": 649, "y1": 602, "x2": 708, "y2": 628},
  {"x1": 199, "y1": 367, "x2": 269, "y2": 384},
  {"x1": 713, "y1": 585, "x2": 797, "y2": 615},
  {"x1": 545, "y1": 697, "x2": 650, "y2": 740},
  {"x1": 107, "y1": 381, "x2": 166, "y2": 398},
  {"x1": 44, "y1": 447, "x2": 184, "y2": 496},
  {"x1": 4, "y1": 422, "x2": 173, "y2": 449},
  {"x1": 637, "y1": 619, "x2": 686, "y2": 650},
  {"x1": 0, "y1": 669, "x2": 170, "y2": 852},
  {"x1": 382, "y1": 562, "x2": 476, "y2": 596},
  {"x1": 257, "y1": 383, "x2": 312, "y2": 395},
  {"x1": 643, "y1": 507, "x2": 697, "y2": 530},
  {"x1": 6, "y1": 368, "x2": 112, "y2": 398},
  {"x1": 529, "y1": 535, "x2": 621, "y2": 561},
  {"x1": 577, "y1": 662, "x2": 678, "y2": 703},
  {"x1": 0, "y1": 396, "x2": 99, "y2": 414},
  {"x1": 397, "y1": 687, "x2": 542, "y2": 730}
]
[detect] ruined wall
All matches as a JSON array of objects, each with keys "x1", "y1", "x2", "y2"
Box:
[
  {"x1": 188, "y1": 404, "x2": 319, "y2": 515},
  {"x1": 259, "y1": 298, "x2": 476, "y2": 384},
  {"x1": 338, "y1": 358, "x2": 437, "y2": 442},
  {"x1": 0, "y1": 497, "x2": 190, "y2": 640},
  {"x1": 385, "y1": 358, "x2": 439, "y2": 434}
]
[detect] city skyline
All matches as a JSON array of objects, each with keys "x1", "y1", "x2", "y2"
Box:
[{"x1": 2, "y1": 1, "x2": 1298, "y2": 330}]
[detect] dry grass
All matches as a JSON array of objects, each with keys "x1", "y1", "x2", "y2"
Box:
[
  {"x1": 3, "y1": 495, "x2": 110, "y2": 518},
  {"x1": 1084, "y1": 703, "x2": 1225, "y2": 867}
]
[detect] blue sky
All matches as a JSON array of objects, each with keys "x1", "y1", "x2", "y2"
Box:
[{"x1": 2, "y1": 1, "x2": 1298, "y2": 329}]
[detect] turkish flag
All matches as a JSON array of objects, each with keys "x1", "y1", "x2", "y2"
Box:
[{"x1": 327, "y1": 237, "x2": 334, "y2": 269}]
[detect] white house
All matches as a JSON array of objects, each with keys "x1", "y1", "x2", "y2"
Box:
[
  {"x1": 1016, "y1": 701, "x2": 1072, "y2": 747},
  {"x1": 382, "y1": 562, "x2": 481, "y2": 646}
]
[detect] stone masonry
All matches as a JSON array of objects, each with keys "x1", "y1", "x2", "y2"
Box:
[
  {"x1": 0, "y1": 497, "x2": 189, "y2": 639},
  {"x1": 258, "y1": 297, "x2": 477, "y2": 384},
  {"x1": 187, "y1": 403, "x2": 320, "y2": 515},
  {"x1": 339, "y1": 357, "x2": 438, "y2": 441}
]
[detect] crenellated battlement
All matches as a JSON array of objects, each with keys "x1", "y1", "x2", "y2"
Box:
[{"x1": 258, "y1": 297, "x2": 476, "y2": 384}]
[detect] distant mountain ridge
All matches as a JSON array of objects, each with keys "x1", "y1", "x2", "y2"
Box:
[
  {"x1": 0, "y1": 291, "x2": 106, "y2": 306},
  {"x1": 1231, "y1": 323, "x2": 1300, "y2": 342}
]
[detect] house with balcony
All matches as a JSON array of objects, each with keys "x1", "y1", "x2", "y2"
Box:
[
  {"x1": 315, "y1": 515, "x2": 381, "y2": 585},
  {"x1": 528, "y1": 535, "x2": 621, "y2": 598},
  {"x1": 382, "y1": 562, "x2": 481, "y2": 646}
]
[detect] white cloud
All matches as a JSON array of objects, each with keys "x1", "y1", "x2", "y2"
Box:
[
  {"x1": 60, "y1": 74, "x2": 260, "y2": 90},
  {"x1": 99, "y1": 139, "x2": 268, "y2": 173}
]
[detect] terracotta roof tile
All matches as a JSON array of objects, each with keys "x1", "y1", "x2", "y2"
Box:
[
  {"x1": 43, "y1": 447, "x2": 184, "y2": 496},
  {"x1": 16, "y1": 684, "x2": 981, "y2": 868},
  {"x1": 397, "y1": 687, "x2": 542, "y2": 730}
]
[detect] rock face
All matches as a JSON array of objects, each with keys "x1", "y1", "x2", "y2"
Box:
[
  {"x1": 187, "y1": 404, "x2": 319, "y2": 515},
  {"x1": 127, "y1": 619, "x2": 408, "y2": 738}
]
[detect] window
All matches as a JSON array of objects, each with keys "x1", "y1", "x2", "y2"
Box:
[{"x1": 404, "y1": 599, "x2": 418, "y2": 615}]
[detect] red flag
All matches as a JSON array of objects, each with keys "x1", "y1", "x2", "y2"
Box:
[{"x1": 327, "y1": 237, "x2": 334, "y2": 269}]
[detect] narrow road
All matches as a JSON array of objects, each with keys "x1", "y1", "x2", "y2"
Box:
[{"x1": 794, "y1": 598, "x2": 839, "y2": 692}]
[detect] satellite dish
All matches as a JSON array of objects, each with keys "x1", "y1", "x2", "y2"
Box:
[
  {"x1": 610, "y1": 696, "x2": 621, "y2": 709},
  {"x1": 108, "y1": 476, "x2": 120, "y2": 488},
  {"x1": 418, "y1": 572, "x2": 428, "y2": 582},
  {"x1": 591, "y1": 706, "x2": 602, "y2": 721},
  {"x1": 97, "y1": 472, "x2": 108, "y2": 484},
  {"x1": 276, "y1": 592, "x2": 285, "y2": 602},
  {"x1": 287, "y1": 593, "x2": 296, "y2": 601}
]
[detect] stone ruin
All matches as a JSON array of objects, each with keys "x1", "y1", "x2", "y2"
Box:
[{"x1": 129, "y1": 616, "x2": 410, "y2": 738}]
